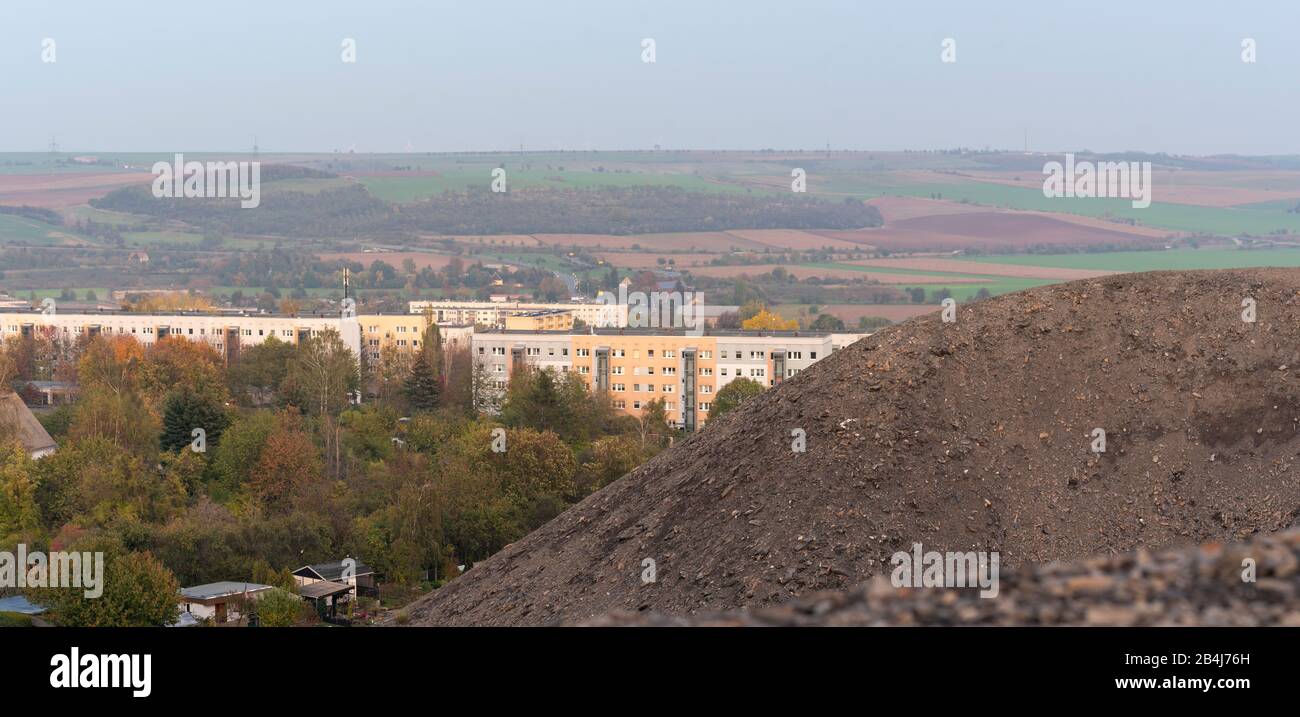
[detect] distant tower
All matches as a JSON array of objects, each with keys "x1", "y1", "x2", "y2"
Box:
[
  {"x1": 343, "y1": 266, "x2": 351, "y2": 302},
  {"x1": 48, "y1": 136, "x2": 59, "y2": 154},
  {"x1": 825, "y1": 139, "x2": 831, "y2": 158},
  {"x1": 252, "y1": 136, "x2": 259, "y2": 158}
]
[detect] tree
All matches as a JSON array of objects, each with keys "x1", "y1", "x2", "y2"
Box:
[
  {"x1": 211, "y1": 410, "x2": 277, "y2": 494},
  {"x1": 709, "y1": 377, "x2": 764, "y2": 420},
  {"x1": 0, "y1": 440, "x2": 40, "y2": 543},
  {"x1": 809, "y1": 313, "x2": 846, "y2": 331},
  {"x1": 248, "y1": 411, "x2": 323, "y2": 512},
  {"x1": 635, "y1": 398, "x2": 672, "y2": 451},
  {"x1": 32, "y1": 549, "x2": 180, "y2": 627},
  {"x1": 282, "y1": 328, "x2": 358, "y2": 417},
  {"x1": 576, "y1": 434, "x2": 646, "y2": 495},
  {"x1": 742, "y1": 308, "x2": 799, "y2": 331},
  {"x1": 404, "y1": 324, "x2": 444, "y2": 412},
  {"x1": 228, "y1": 335, "x2": 295, "y2": 405},
  {"x1": 160, "y1": 388, "x2": 229, "y2": 453},
  {"x1": 254, "y1": 587, "x2": 308, "y2": 627}
]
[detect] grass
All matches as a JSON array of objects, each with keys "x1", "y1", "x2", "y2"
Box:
[
  {"x1": 123, "y1": 230, "x2": 207, "y2": 247},
  {"x1": 954, "y1": 247, "x2": 1300, "y2": 272},
  {"x1": 358, "y1": 169, "x2": 752, "y2": 204},
  {"x1": 821, "y1": 177, "x2": 1300, "y2": 236},
  {"x1": 0, "y1": 612, "x2": 33, "y2": 627},
  {"x1": 0, "y1": 213, "x2": 87, "y2": 246}
]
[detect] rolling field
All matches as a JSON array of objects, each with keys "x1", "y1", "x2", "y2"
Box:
[{"x1": 951, "y1": 247, "x2": 1300, "y2": 272}]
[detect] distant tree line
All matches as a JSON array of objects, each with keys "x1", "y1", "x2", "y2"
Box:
[{"x1": 92, "y1": 183, "x2": 883, "y2": 238}]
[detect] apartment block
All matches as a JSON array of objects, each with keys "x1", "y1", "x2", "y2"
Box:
[
  {"x1": 360, "y1": 313, "x2": 473, "y2": 363},
  {"x1": 0, "y1": 310, "x2": 363, "y2": 363},
  {"x1": 472, "y1": 328, "x2": 867, "y2": 430},
  {"x1": 409, "y1": 299, "x2": 627, "y2": 328},
  {"x1": 503, "y1": 309, "x2": 575, "y2": 332}
]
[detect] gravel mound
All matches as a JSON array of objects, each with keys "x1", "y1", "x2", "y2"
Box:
[
  {"x1": 407, "y1": 269, "x2": 1300, "y2": 626},
  {"x1": 584, "y1": 529, "x2": 1300, "y2": 626}
]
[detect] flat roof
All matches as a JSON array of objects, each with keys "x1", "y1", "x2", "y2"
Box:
[
  {"x1": 477, "y1": 328, "x2": 855, "y2": 339},
  {"x1": 179, "y1": 582, "x2": 273, "y2": 601},
  {"x1": 298, "y1": 580, "x2": 354, "y2": 600}
]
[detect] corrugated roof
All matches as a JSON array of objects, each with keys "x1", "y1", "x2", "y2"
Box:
[{"x1": 0, "y1": 392, "x2": 56, "y2": 456}]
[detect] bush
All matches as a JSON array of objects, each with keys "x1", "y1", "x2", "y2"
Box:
[{"x1": 256, "y1": 587, "x2": 308, "y2": 627}]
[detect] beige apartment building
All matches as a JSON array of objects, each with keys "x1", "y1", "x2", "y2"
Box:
[
  {"x1": 472, "y1": 328, "x2": 867, "y2": 430},
  {"x1": 360, "y1": 313, "x2": 473, "y2": 363}
]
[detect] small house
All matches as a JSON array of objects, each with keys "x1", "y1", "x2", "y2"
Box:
[{"x1": 178, "y1": 582, "x2": 273, "y2": 624}]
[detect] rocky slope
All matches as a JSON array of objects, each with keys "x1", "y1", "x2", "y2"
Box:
[{"x1": 407, "y1": 269, "x2": 1300, "y2": 626}]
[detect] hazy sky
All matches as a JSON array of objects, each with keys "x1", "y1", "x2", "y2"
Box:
[{"x1": 3, "y1": 0, "x2": 1296, "y2": 155}]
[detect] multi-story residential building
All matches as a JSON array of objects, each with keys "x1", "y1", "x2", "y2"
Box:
[
  {"x1": 360, "y1": 313, "x2": 472, "y2": 363},
  {"x1": 472, "y1": 328, "x2": 868, "y2": 430},
  {"x1": 503, "y1": 309, "x2": 574, "y2": 332},
  {"x1": 409, "y1": 299, "x2": 627, "y2": 328},
  {"x1": 0, "y1": 309, "x2": 363, "y2": 363}
]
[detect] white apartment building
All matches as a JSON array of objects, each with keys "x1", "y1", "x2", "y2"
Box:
[
  {"x1": 409, "y1": 299, "x2": 628, "y2": 328},
  {"x1": 0, "y1": 310, "x2": 363, "y2": 363}
]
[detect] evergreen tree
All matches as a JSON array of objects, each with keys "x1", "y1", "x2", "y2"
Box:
[
  {"x1": 160, "y1": 388, "x2": 229, "y2": 453},
  {"x1": 405, "y1": 323, "x2": 444, "y2": 412}
]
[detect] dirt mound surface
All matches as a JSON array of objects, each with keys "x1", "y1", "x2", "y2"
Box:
[
  {"x1": 407, "y1": 269, "x2": 1300, "y2": 626},
  {"x1": 586, "y1": 529, "x2": 1300, "y2": 626}
]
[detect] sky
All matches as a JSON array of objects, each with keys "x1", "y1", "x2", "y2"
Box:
[{"x1": 1, "y1": 0, "x2": 1296, "y2": 155}]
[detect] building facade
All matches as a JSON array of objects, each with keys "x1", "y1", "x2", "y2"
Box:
[
  {"x1": 472, "y1": 329, "x2": 867, "y2": 430},
  {"x1": 0, "y1": 310, "x2": 363, "y2": 363},
  {"x1": 409, "y1": 299, "x2": 627, "y2": 328}
]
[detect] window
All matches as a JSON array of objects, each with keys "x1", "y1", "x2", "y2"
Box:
[
  {"x1": 810, "y1": 352, "x2": 817, "y2": 359},
  {"x1": 632, "y1": 383, "x2": 641, "y2": 392},
  {"x1": 579, "y1": 366, "x2": 590, "y2": 374},
  {"x1": 492, "y1": 347, "x2": 505, "y2": 355},
  {"x1": 700, "y1": 350, "x2": 712, "y2": 359},
  {"x1": 614, "y1": 400, "x2": 626, "y2": 409},
  {"x1": 720, "y1": 368, "x2": 728, "y2": 376},
  {"x1": 701, "y1": 385, "x2": 712, "y2": 394},
  {"x1": 699, "y1": 402, "x2": 712, "y2": 412},
  {"x1": 613, "y1": 383, "x2": 626, "y2": 392},
  {"x1": 662, "y1": 367, "x2": 676, "y2": 375},
  {"x1": 750, "y1": 351, "x2": 765, "y2": 360},
  {"x1": 612, "y1": 366, "x2": 624, "y2": 375},
  {"x1": 720, "y1": 351, "x2": 728, "y2": 359},
  {"x1": 750, "y1": 368, "x2": 765, "y2": 377},
  {"x1": 632, "y1": 400, "x2": 642, "y2": 409},
  {"x1": 577, "y1": 348, "x2": 590, "y2": 357},
  {"x1": 662, "y1": 384, "x2": 674, "y2": 393},
  {"x1": 663, "y1": 350, "x2": 675, "y2": 358},
  {"x1": 647, "y1": 366, "x2": 655, "y2": 375},
  {"x1": 700, "y1": 367, "x2": 712, "y2": 376},
  {"x1": 647, "y1": 350, "x2": 655, "y2": 358}
]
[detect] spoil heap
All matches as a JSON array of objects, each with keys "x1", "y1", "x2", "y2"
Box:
[
  {"x1": 408, "y1": 269, "x2": 1300, "y2": 626},
  {"x1": 584, "y1": 529, "x2": 1300, "y2": 626}
]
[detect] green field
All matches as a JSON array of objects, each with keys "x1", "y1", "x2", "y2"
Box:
[
  {"x1": 810, "y1": 176, "x2": 1300, "y2": 236},
  {"x1": 123, "y1": 230, "x2": 207, "y2": 247},
  {"x1": 359, "y1": 169, "x2": 755, "y2": 204},
  {"x1": 954, "y1": 247, "x2": 1300, "y2": 272},
  {"x1": 0, "y1": 213, "x2": 79, "y2": 246}
]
